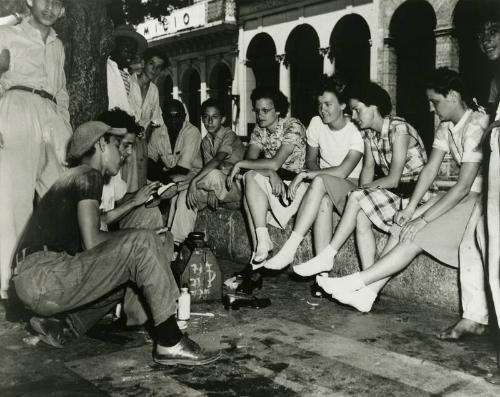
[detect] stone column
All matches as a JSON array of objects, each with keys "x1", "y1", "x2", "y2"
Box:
[
  {"x1": 435, "y1": 27, "x2": 459, "y2": 70},
  {"x1": 171, "y1": 61, "x2": 180, "y2": 100},
  {"x1": 319, "y1": 47, "x2": 334, "y2": 76},
  {"x1": 276, "y1": 53, "x2": 291, "y2": 115}
]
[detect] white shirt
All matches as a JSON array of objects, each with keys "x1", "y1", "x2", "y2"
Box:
[
  {"x1": 432, "y1": 109, "x2": 489, "y2": 193},
  {"x1": 100, "y1": 171, "x2": 128, "y2": 231},
  {"x1": 306, "y1": 116, "x2": 364, "y2": 178},
  {"x1": 107, "y1": 58, "x2": 132, "y2": 114}
]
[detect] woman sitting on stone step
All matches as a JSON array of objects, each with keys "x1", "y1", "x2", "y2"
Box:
[
  {"x1": 316, "y1": 69, "x2": 490, "y2": 328},
  {"x1": 266, "y1": 81, "x2": 433, "y2": 305}
]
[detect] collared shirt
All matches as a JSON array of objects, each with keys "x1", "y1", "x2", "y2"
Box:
[
  {"x1": 128, "y1": 75, "x2": 164, "y2": 129},
  {"x1": 306, "y1": 116, "x2": 364, "y2": 178},
  {"x1": 249, "y1": 117, "x2": 306, "y2": 173},
  {"x1": 107, "y1": 58, "x2": 132, "y2": 114},
  {"x1": 0, "y1": 17, "x2": 69, "y2": 122},
  {"x1": 148, "y1": 120, "x2": 202, "y2": 170},
  {"x1": 201, "y1": 126, "x2": 245, "y2": 166},
  {"x1": 433, "y1": 109, "x2": 489, "y2": 192},
  {"x1": 364, "y1": 116, "x2": 429, "y2": 184}
]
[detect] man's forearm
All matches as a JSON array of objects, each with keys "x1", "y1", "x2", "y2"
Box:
[{"x1": 101, "y1": 197, "x2": 138, "y2": 226}]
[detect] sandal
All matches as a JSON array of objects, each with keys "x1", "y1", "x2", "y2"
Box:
[{"x1": 30, "y1": 316, "x2": 67, "y2": 348}]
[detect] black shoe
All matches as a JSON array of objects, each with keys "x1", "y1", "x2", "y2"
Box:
[
  {"x1": 222, "y1": 293, "x2": 271, "y2": 310},
  {"x1": 234, "y1": 272, "x2": 263, "y2": 295},
  {"x1": 310, "y1": 281, "x2": 330, "y2": 299},
  {"x1": 153, "y1": 335, "x2": 221, "y2": 366},
  {"x1": 29, "y1": 316, "x2": 68, "y2": 348}
]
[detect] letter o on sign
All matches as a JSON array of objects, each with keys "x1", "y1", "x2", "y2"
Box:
[{"x1": 183, "y1": 13, "x2": 189, "y2": 25}]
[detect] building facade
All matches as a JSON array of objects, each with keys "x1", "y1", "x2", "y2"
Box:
[{"x1": 139, "y1": 0, "x2": 493, "y2": 171}]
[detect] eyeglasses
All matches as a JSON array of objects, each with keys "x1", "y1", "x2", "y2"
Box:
[
  {"x1": 477, "y1": 25, "x2": 500, "y2": 42},
  {"x1": 252, "y1": 107, "x2": 275, "y2": 115}
]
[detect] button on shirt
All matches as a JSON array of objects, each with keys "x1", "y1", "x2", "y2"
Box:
[
  {"x1": 432, "y1": 109, "x2": 489, "y2": 193},
  {"x1": 306, "y1": 116, "x2": 364, "y2": 178},
  {"x1": 201, "y1": 126, "x2": 245, "y2": 167},
  {"x1": 148, "y1": 120, "x2": 203, "y2": 170},
  {"x1": 0, "y1": 18, "x2": 69, "y2": 123}
]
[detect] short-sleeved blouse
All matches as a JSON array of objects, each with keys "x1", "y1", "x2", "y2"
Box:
[{"x1": 249, "y1": 117, "x2": 306, "y2": 173}]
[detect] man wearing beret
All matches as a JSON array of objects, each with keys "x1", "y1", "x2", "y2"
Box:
[{"x1": 12, "y1": 121, "x2": 221, "y2": 366}]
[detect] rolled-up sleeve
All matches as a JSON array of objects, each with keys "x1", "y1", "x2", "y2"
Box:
[
  {"x1": 306, "y1": 117, "x2": 319, "y2": 147},
  {"x1": 177, "y1": 127, "x2": 202, "y2": 169},
  {"x1": 432, "y1": 122, "x2": 450, "y2": 153},
  {"x1": 462, "y1": 123, "x2": 485, "y2": 163},
  {"x1": 217, "y1": 130, "x2": 235, "y2": 156},
  {"x1": 282, "y1": 119, "x2": 305, "y2": 147}
]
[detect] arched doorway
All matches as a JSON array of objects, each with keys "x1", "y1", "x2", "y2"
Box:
[
  {"x1": 181, "y1": 68, "x2": 201, "y2": 129},
  {"x1": 163, "y1": 74, "x2": 173, "y2": 104},
  {"x1": 209, "y1": 62, "x2": 233, "y2": 126},
  {"x1": 453, "y1": 0, "x2": 497, "y2": 108},
  {"x1": 390, "y1": 0, "x2": 436, "y2": 152},
  {"x1": 286, "y1": 24, "x2": 322, "y2": 125},
  {"x1": 330, "y1": 14, "x2": 371, "y2": 86},
  {"x1": 246, "y1": 32, "x2": 279, "y2": 89}
]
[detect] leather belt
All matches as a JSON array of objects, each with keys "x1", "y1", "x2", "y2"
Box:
[
  {"x1": 9, "y1": 85, "x2": 57, "y2": 104},
  {"x1": 15, "y1": 245, "x2": 49, "y2": 265}
]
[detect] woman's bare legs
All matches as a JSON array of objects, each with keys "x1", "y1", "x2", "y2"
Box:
[
  {"x1": 294, "y1": 190, "x2": 364, "y2": 276},
  {"x1": 244, "y1": 172, "x2": 273, "y2": 263},
  {"x1": 313, "y1": 195, "x2": 334, "y2": 254},
  {"x1": 265, "y1": 177, "x2": 329, "y2": 270}
]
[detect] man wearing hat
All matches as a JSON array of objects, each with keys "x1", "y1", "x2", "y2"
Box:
[
  {"x1": 107, "y1": 24, "x2": 147, "y2": 114},
  {"x1": 12, "y1": 121, "x2": 221, "y2": 366}
]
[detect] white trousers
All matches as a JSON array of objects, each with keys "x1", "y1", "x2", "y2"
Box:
[
  {"x1": 0, "y1": 91, "x2": 70, "y2": 294},
  {"x1": 170, "y1": 169, "x2": 241, "y2": 243}
]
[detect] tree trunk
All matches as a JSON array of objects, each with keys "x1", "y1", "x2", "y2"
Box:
[{"x1": 0, "y1": 0, "x2": 112, "y2": 128}]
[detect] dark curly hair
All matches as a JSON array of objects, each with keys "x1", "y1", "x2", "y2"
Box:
[
  {"x1": 250, "y1": 87, "x2": 289, "y2": 116},
  {"x1": 346, "y1": 82, "x2": 392, "y2": 117},
  {"x1": 424, "y1": 68, "x2": 479, "y2": 111},
  {"x1": 97, "y1": 108, "x2": 143, "y2": 135},
  {"x1": 143, "y1": 47, "x2": 169, "y2": 69},
  {"x1": 315, "y1": 75, "x2": 347, "y2": 104}
]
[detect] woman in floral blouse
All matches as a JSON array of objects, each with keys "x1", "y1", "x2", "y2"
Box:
[{"x1": 227, "y1": 87, "x2": 306, "y2": 290}]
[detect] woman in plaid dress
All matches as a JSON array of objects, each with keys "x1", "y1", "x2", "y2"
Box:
[
  {"x1": 317, "y1": 69, "x2": 490, "y2": 318},
  {"x1": 293, "y1": 82, "x2": 432, "y2": 283}
]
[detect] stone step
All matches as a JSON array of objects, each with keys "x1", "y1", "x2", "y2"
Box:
[{"x1": 195, "y1": 208, "x2": 461, "y2": 313}]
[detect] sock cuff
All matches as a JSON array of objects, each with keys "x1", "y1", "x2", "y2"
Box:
[{"x1": 353, "y1": 272, "x2": 366, "y2": 289}]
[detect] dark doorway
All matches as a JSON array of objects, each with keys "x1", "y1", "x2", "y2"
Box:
[
  {"x1": 163, "y1": 74, "x2": 173, "y2": 104},
  {"x1": 210, "y1": 62, "x2": 233, "y2": 126},
  {"x1": 453, "y1": 0, "x2": 497, "y2": 110},
  {"x1": 285, "y1": 24, "x2": 323, "y2": 125},
  {"x1": 246, "y1": 33, "x2": 279, "y2": 89},
  {"x1": 182, "y1": 68, "x2": 201, "y2": 129},
  {"x1": 390, "y1": 0, "x2": 436, "y2": 153},
  {"x1": 330, "y1": 14, "x2": 371, "y2": 86}
]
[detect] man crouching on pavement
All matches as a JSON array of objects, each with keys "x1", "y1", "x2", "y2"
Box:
[{"x1": 12, "y1": 120, "x2": 221, "y2": 366}]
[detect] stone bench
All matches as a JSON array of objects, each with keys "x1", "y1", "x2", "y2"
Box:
[{"x1": 195, "y1": 207, "x2": 461, "y2": 313}]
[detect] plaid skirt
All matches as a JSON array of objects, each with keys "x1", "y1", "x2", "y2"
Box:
[{"x1": 350, "y1": 187, "x2": 403, "y2": 232}]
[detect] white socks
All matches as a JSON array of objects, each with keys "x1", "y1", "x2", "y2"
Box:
[
  {"x1": 265, "y1": 231, "x2": 304, "y2": 270},
  {"x1": 316, "y1": 272, "x2": 365, "y2": 295},
  {"x1": 253, "y1": 227, "x2": 273, "y2": 268},
  {"x1": 331, "y1": 287, "x2": 378, "y2": 313},
  {"x1": 293, "y1": 245, "x2": 337, "y2": 277}
]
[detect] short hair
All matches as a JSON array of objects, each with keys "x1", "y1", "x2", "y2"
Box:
[
  {"x1": 97, "y1": 108, "x2": 142, "y2": 135},
  {"x1": 143, "y1": 47, "x2": 169, "y2": 68},
  {"x1": 162, "y1": 99, "x2": 186, "y2": 116},
  {"x1": 346, "y1": 82, "x2": 392, "y2": 117},
  {"x1": 250, "y1": 87, "x2": 289, "y2": 116},
  {"x1": 424, "y1": 67, "x2": 477, "y2": 110},
  {"x1": 315, "y1": 75, "x2": 347, "y2": 104},
  {"x1": 201, "y1": 98, "x2": 224, "y2": 115},
  {"x1": 474, "y1": 0, "x2": 500, "y2": 33}
]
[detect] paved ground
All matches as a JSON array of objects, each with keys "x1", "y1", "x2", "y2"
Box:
[{"x1": 1, "y1": 259, "x2": 499, "y2": 396}]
